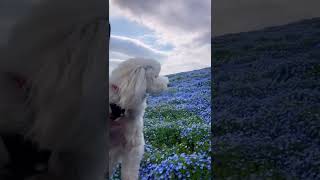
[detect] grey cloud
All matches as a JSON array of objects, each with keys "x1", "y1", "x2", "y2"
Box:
[
  {"x1": 112, "y1": 0, "x2": 210, "y2": 34},
  {"x1": 193, "y1": 31, "x2": 211, "y2": 46},
  {"x1": 213, "y1": 0, "x2": 320, "y2": 36}
]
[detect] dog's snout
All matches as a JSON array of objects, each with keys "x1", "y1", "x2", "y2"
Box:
[{"x1": 160, "y1": 76, "x2": 169, "y2": 84}]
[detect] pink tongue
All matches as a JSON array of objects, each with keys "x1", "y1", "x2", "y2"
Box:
[
  {"x1": 12, "y1": 75, "x2": 27, "y2": 89},
  {"x1": 111, "y1": 84, "x2": 119, "y2": 92}
]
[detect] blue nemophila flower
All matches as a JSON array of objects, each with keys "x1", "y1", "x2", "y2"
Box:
[
  {"x1": 212, "y1": 22, "x2": 320, "y2": 179},
  {"x1": 109, "y1": 68, "x2": 211, "y2": 180}
]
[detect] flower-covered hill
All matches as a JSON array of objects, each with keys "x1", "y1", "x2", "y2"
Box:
[
  {"x1": 213, "y1": 18, "x2": 320, "y2": 179},
  {"x1": 148, "y1": 68, "x2": 211, "y2": 124},
  {"x1": 111, "y1": 67, "x2": 212, "y2": 179}
]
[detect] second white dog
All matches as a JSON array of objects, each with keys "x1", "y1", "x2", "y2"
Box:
[{"x1": 109, "y1": 58, "x2": 169, "y2": 180}]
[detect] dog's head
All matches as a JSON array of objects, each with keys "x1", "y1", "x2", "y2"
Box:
[{"x1": 110, "y1": 58, "x2": 169, "y2": 109}]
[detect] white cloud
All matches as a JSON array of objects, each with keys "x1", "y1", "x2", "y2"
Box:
[
  {"x1": 110, "y1": 35, "x2": 168, "y2": 59},
  {"x1": 109, "y1": 58, "x2": 124, "y2": 74},
  {"x1": 109, "y1": 35, "x2": 169, "y2": 73},
  {"x1": 110, "y1": 51, "x2": 132, "y2": 60},
  {"x1": 161, "y1": 44, "x2": 211, "y2": 75}
]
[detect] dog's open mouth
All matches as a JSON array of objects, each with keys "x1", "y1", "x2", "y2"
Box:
[
  {"x1": 109, "y1": 103, "x2": 125, "y2": 121},
  {"x1": 11, "y1": 74, "x2": 28, "y2": 89}
]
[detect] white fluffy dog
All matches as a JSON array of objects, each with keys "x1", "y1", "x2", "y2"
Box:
[
  {"x1": 0, "y1": 0, "x2": 108, "y2": 179},
  {"x1": 109, "y1": 58, "x2": 169, "y2": 180}
]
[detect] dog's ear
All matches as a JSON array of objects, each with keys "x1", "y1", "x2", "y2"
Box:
[{"x1": 118, "y1": 66, "x2": 147, "y2": 109}]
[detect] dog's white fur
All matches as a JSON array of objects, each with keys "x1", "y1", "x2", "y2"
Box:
[
  {"x1": 109, "y1": 58, "x2": 169, "y2": 180},
  {"x1": 0, "y1": 0, "x2": 108, "y2": 179}
]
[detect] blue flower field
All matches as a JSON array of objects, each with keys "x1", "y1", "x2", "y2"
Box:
[
  {"x1": 213, "y1": 18, "x2": 320, "y2": 179},
  {"x1": 111, "y1": 68, "x2": 212, "y2": 179}
]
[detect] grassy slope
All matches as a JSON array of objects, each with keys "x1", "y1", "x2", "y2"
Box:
[{"x1": 213, "y1": 18, "x2": 320, "y2": 179}]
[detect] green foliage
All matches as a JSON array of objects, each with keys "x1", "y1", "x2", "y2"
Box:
[
  {"x1": 213, "y1": 146, "x2": 285, "y2": 179},
  {"x1": 305, "y1": 64, "x2": 320, "y2": 77},
  {"x1": 213, "y1": 49, "x2": 237, "y2": 60},
  {"x1": 145, "y1": 105, "x2": 202, "y2": 124}
]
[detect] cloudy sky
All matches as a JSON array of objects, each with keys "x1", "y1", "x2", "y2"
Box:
[
  {"x1": 109, "y1": 0, "x2": 211, "y2": 75},
  {"x1": 213, "y1": 0, "x2": 320, "y2": 36}
]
